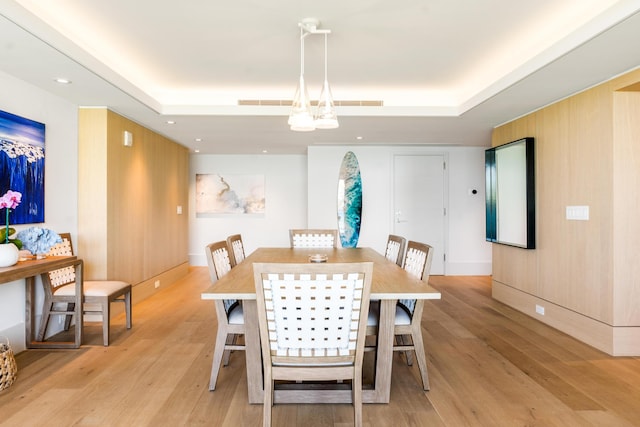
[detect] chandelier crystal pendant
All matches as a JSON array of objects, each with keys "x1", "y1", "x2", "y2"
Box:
[{"x1": 289, "y1": 18, "x2": 338, "y2": 132}]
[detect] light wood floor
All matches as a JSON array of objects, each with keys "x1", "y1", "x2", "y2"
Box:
[{"x1": 1, "y1": 268, "x2": 639, "y2": 426}]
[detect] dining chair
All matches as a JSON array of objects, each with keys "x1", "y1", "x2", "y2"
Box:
[
  {"x1": 226, "y1": 234, "x2": 246, "y2": 267},
  {"x1": 39, "y1": 233, "x2": 132, "y2": 346},
  {"x1": 253, "y1": 261, "x2": 373, "y2": 427},
  {"x1": 384, "y1": 234, "x2": 406, "y2": 267},
  {"x1": 205, "y1": 240, "x2": 245, "y2": 391},
  {"x1": 367, "y1": 240, "x2": 434, "y2": 390},
  {"x1": 289, "y1": 229, "x2": 339, "y2": 248}
]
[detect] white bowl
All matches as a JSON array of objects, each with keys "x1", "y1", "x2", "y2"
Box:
[{"x1": 308, "y1": 254, "x2": 328, "y2": 263}]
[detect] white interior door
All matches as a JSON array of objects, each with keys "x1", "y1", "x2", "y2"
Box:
[{"x1": 393, "y1": 154, "x2": 446, "y2": 275}]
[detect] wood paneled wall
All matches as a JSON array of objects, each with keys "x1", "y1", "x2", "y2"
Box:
[
  {"x1": 79, "y1": 109, "x2": 189, "y2": 300},
  {"x1": 492, "y1": 68, "x2": 640, "y2": 356}
]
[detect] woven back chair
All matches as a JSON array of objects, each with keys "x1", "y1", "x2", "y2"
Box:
[
  {"x1": 41, "y1": 233, "x2": 132, "y2": 346},
  {"x1": 289, "y1": 229, "x2": 339, "y2": 248},
  {"x1": 384, "y1": 234, "x2": 406, "y2": 267},
  {"x1": 205, "y1": 240, "x2": 245, "y2": 391},
  {"x1": 367, "y1": 240, "x2": 433, "y2": 390},
  {"x1": 254, "y1": 262, "x2": 373, "y2": 427},
  {"x1": 226, "y1": 234, "x2": 246, "y2": 267}
]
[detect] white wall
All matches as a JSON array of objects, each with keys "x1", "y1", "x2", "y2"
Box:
[
  {"x1": 307, "y1": 145, "x2": 492, "y2": 275},
  {"x1": 189, "y1": 154, "x2": 307, "y2": 265},
  {"x1": 0, "y1": 70, "x2": 79, "y2": 352},
  {"x1": 189, "y1": 146, "x2": 491, "y2": 275}
]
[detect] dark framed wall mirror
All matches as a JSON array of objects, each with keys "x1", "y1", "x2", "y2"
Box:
[{"x1": 485, "y1": 137, "x2": 535, "y2": 249}]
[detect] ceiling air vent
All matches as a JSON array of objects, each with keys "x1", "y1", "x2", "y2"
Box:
[{"x1": 238, "y1": 100, "x2": 383, "y2": 106}]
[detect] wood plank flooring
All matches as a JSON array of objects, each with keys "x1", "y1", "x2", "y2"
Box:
[{"x1": 1, "y1": 269, "x2": 639, "y2": 426}]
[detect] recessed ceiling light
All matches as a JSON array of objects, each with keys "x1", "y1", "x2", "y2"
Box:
[
  {"x1": 356, "y1": 136, "x2": 363, "y2": 140},
  {"x1": 54, "y1": 78, "x2": 72, "y2": 84},
  {"x1": 262, "y1": 150, "x2": 268, "y2": 153},
  {"x1": 194, "y1": 149, "x2": 200, "y2": 153},
  {"x1": 195, "y1": 138, "x2": 202, "y2": 142},
  {"x1": 166, "y1": 120, "x2": 176, "y2": 125}
]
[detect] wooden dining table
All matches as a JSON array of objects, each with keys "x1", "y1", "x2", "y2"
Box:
[{"x1": 201, "y1": 247, "x2": 441, "y2": 404}]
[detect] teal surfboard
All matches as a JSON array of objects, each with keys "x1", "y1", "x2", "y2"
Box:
[{"x1": 337, "y1": 151, "x2": 362, "y2": 248}]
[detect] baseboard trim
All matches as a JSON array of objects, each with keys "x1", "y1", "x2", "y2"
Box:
[
  {"x1": 446, "y1": 262, "x2": 492, "y2": 276},
  {"x1": 131, "y1": 262, "x2": 190, "y2": 305},
  {"x1": 492, "y1": 280, "x2": 640, "y2": 356}
]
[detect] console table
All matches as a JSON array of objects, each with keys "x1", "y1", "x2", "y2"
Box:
[{"x1": 0, "y1": 256, "x2": 83, "y2": 349}]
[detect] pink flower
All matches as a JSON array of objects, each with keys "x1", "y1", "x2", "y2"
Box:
[
  {"x1": 0, "y1": 190, "x2": 22, "y2": 210},
  {"x1": 1, "y1": 190, "x2": 22, "y2": 245}
]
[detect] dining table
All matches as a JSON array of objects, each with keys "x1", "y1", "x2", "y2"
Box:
[{"x1": 201, "y1": 247, "x2": 441, "y2": 404}]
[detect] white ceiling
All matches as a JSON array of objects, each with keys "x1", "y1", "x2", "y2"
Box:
[{"x1": 1, "y1": 1, "x2": 640, "y2": 154}]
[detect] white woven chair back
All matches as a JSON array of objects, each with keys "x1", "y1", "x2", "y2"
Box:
[
  {"x1": 47, "y1": 237, "x2": 75, "y2": 289},
  {"x1": 291, "y1": 232, "x2": 335, "y2": 248},
  {"x1": 404, "y1": 247, "x2": 427, "y2": 279},
  {"x1": 259, "y1": 270, "x2": 367, "y2": 359},
  {"x1": 212, "y1": 246, "x2": 232, "y2": 278},
  {"x1": 385, "y1": 240, "x2": 402, "y2": 264},
  {"x1": 210, "y1": 245, "x2": 236, "y2": 315},
  {"x1": 398, "y1": 243, "x2": 431, "y2": 316},
  {"x1": 230, "y1": 239, "x2": 245, "y2": 264},
  {"x1": 48, "y1": 238, "x2": 72, "y2": 257}
]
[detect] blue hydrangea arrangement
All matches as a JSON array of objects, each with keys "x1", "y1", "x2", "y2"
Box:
[{"x1": 15, "y1": 227, "x2": 62, "y2": 255}]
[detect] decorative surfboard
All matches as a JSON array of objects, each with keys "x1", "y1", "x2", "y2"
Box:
[{"x1": 337, "y1": 151, "x2": 363, "y2": 248}]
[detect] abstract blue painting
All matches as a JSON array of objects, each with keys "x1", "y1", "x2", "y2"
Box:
[
  {"x1": 337, "y1": 151, "x2": 362, "y2": 248},
  {"x1": 0, "y1": 110, "x2": 45, "y2": 224}
]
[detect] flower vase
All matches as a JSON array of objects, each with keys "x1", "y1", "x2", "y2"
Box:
[{"x1": 0, "y1": 243, "x2": 19, "y2": 267}]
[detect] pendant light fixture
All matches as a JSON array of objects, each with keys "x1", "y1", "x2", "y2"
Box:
[
  {"x1": 315, "y1": 32, "x2": 339, "y2": 129},
  {"x1": 289, "y1": 18, "x2": 338, "y2": 132},
  {"x1": 288, "y1": 26, "x2": 315, "y2": 131}
]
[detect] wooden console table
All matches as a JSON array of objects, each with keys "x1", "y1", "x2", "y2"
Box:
[{"x1": 0, "y1": 256, "x2": 83, "y2": 349}]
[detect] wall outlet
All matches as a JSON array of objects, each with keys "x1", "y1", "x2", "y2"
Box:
[
  {"x1": 535, "y1": 304, "x2": 545, "y2": 315},
  {"x1": 154, "y1": 280, "x2": 160, "y2": 289}
]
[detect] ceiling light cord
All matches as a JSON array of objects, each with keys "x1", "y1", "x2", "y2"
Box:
[
  {"x1": 300, "y1": 26, "x2": 305, "y2": 78},
  {"x1": 324, "y1": 33, "x2": 328, "y2": 80}
]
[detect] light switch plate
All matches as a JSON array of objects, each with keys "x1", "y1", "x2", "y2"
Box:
[{"x1": 566, "y1": 205, "x2": 589, "y2": 220}]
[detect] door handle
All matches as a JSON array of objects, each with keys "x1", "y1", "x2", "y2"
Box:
[{"x1": 395, "y1": 211, "x2": 408, "y2": 223}]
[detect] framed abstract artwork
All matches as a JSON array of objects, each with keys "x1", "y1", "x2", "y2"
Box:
[
  {"x1": 196, "y1": 173, "x2": 265, "y2": 215},
  {"x1": 0, "y1": 110, "x2": 45, "y2": 224}
]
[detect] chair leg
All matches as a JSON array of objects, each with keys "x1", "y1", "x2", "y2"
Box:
[
  {"x1": 102, "y1": 299, "x2": 110, "y2": 346},
  {"x1": 64, "y1": 303, "x2": 75, "y2": 331},
  {"x1": 353, "y1": 369, "x2": 363, "y2": 427},
  {"x1": 37, "y1": 303, "x2": 53, "y2": 342},
  {"x1": 394, "y1": 334, "x2": 414, "y2": 365},
  {"x1": 222, "y1": 334, "x2": 235, "y2": 366},
  {"x1": 263, "y1": 368, "x2": 273, "y2": 427},
  {"x1": 410, "y1": 327, "x2": 430, "y2": 390},
  {"x1": 403, "y1": 335, "x2": 414, "y2": 366},
  {"x1": 209, "y1": 326, "x2": 229, "y2": 391},
  {"x1": 125, "y1": 289, "x2": 132, "y2": 329}
]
